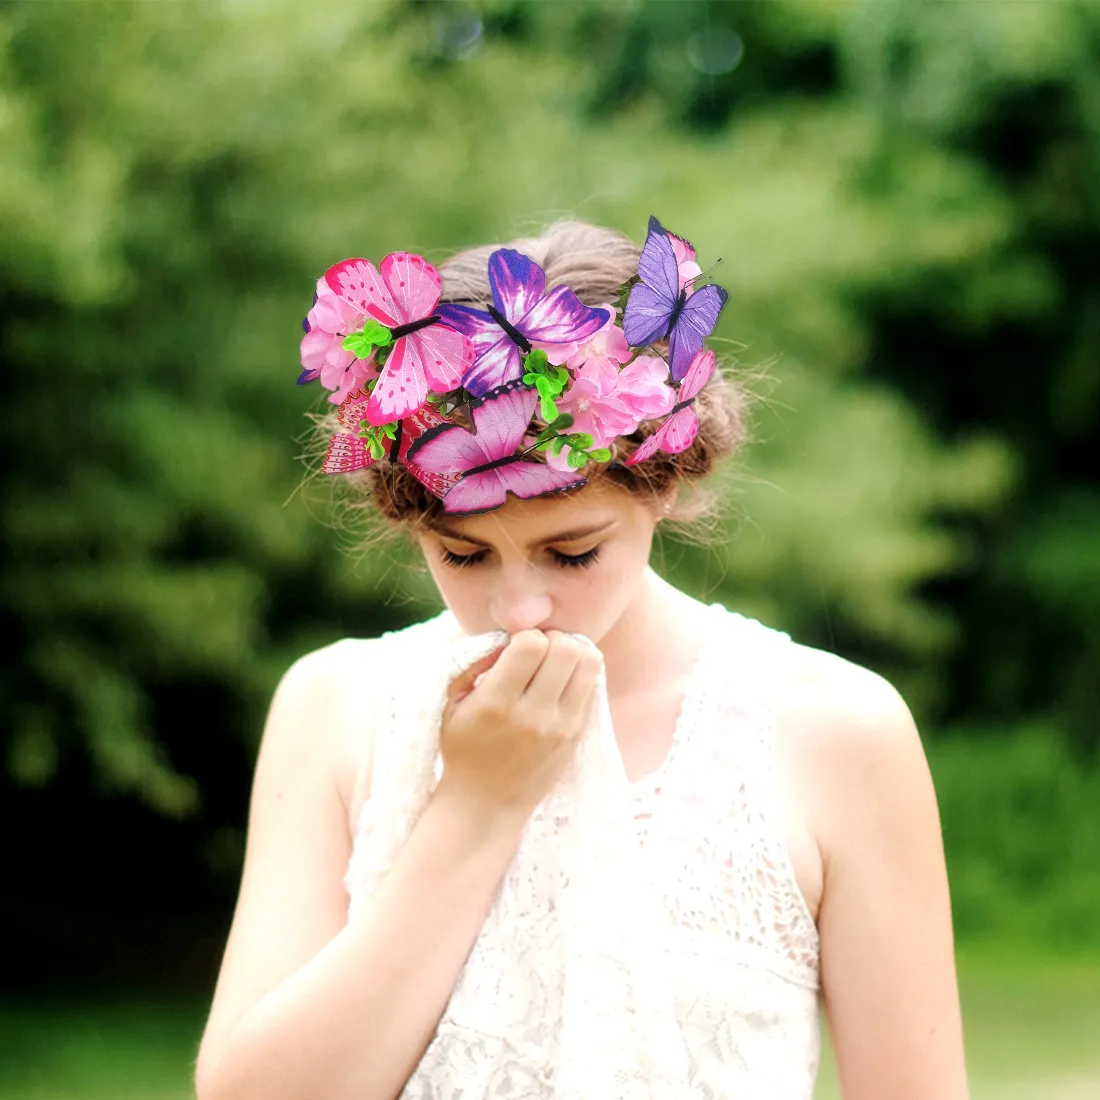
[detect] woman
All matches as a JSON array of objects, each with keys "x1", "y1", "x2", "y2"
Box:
[{"x1": 195, "y1": 219, "x2": 969, "y2": 1099}]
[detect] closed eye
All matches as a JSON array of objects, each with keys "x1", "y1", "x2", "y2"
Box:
[
  {"x1": 548, "y1": 547, "x2": 600, "y2": 569},
  {"x1": 439, "y1": 548, "x2": 486, "y2": 569},
  {"x1": 439, "y1": 546, "x2": 602, "y2": 570}
]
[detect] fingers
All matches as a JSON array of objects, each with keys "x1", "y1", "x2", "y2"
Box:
[
  {"x1": 477, "y1": 630, "x2": 550, "y2": 704},
  {"x1": 522, "y1": 632, "x2": 594, "y2": 711},
  {"x1": 447, "y1": 647, "x2": 504, "y2": 708},
  {"x1": 557, "y1": 644, "x2": 603, "y2": 730}
]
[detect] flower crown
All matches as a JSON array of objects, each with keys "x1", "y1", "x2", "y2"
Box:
[{"x1": 299, "y1": 216, "x2": 728, "y2": 515}]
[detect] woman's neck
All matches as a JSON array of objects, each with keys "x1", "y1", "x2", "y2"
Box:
[{"x1": 596, "y1": 567, "x2": 712, "y2": 697}]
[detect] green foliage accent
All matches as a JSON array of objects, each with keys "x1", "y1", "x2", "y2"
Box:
[
  {"x1": 356, "y1": 420, "x2": 399, "y2": 460},
  {"x1": 522, "y1": 348, "x2": 569, "y2": 422},
  {"x1": 342, "y1": 318, "x2": 392, "y2": 359}
]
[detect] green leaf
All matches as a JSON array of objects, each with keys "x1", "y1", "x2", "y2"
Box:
[
  {"x1": 359, "y1": 319, "x2": 393, "y2": 346},
  {"x1": 569, "y1": 432, "x2": 593, "y2": 450},
  {"x1": 567, "y1": 448, "x2": 588, "y2": 469},
  {"x1": 523, "y1": 348, "x2": 549, "y2": 372},
  {"x1": 368, "y1": 437, "x2": 384, "y2": 460},
  {"x1": 539, "y1": 392, "x2": 559, "y2": 422},
  {"x1": 589, "y1": 447, "x2": 611, "y2": 462},
  {"x1": 550, "y1": 413, "x2": 574, "y2": 431},
  {"x1": 551, "y1": 437, "x2": 567, "y2": 456}
]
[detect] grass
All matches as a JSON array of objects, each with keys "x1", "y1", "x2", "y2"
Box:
[{"x1": 2, "y1": 949, "x2": 1099, "y2": 1099}]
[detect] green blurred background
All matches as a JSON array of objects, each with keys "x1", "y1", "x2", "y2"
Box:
[{"x1": 2, "y1": 1, "x2": 1098, "y2": 1096}]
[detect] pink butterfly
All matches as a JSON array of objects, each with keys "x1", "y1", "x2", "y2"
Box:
[
  {"x1": 325, "y1": 253, "x2": 474, "y2": 426},
  {"x1": 624, "y1": 349, "x2": 714, "y2": 466},
  {"x1": 322, "y1": 391, "x2": 458, "y2": 499},
  {"x1": 407, "y1": 383, "x2": 586, "y2": 515}
]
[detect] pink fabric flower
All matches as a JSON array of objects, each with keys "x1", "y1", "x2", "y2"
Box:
[
  {"x1": 300, "y1": 277, "x2": 377, "y2": 404},
  {"x1": 669, "y1": 233, "x2": 702, "y2": 295},
  {"x1": 547, "y1": 354, "x2": 676, "y2": 471},
  {"x1": 614, "y1": 354, "x2": 676, "y2": 421},
  {"x1": 555, "y1": 359, "x2": 639, "y2": 446}
]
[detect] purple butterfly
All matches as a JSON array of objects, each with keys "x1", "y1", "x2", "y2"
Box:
[
  {"x1": 622, "y1": 216, "x2": 728, "y2": 383},
  {"x1": 406, "y1": 382, "x2": 586, "y2": 515},
  {"x1": 437, "y1": 250, "x2": 609, "y2": 397}
]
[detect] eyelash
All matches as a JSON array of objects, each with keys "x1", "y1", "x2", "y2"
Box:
[{"x1": 439, "y1": 547, "x2": 602, "y2": 570}]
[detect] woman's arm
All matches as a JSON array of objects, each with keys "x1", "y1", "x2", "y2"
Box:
[
  {"x1": 799, "y1": 662, "x2": 969, "y2": 1099},
  {"x1": 195, "y1": 631, "x2": 599, "y2": 1100}
]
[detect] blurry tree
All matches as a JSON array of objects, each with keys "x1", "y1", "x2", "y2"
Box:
[{"x1": 1, "y1": 0, "x2": 1096, "y2": 946}]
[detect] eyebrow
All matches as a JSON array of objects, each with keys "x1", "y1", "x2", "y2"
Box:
[{"x1": 431, "y1": 519, "x2": 617, "y2": 549}]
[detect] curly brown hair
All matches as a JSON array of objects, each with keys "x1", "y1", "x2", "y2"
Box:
[{"x1": 313, "y1": 220, "x2": 746, "y2": 529}]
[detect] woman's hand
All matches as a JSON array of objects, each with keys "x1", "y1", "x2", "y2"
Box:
[{"x1": 437, "y1": 629, "x2": 602, "y2": 822}]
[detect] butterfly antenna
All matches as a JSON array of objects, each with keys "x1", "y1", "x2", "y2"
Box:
[{"x1": 691, "y1": 257, "x2": 723, "y2": 284}]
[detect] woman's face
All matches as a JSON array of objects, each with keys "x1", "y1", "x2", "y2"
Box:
[{"x1": 416, "y1": 481, "x2": 661, "y2": 641}]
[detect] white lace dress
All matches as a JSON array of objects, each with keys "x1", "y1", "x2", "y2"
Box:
[{"x1": 343, "y1": 605, "x2": 821, "y2": 1099}]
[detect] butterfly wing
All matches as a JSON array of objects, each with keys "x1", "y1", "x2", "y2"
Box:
[
  {"x1": 677, "y1": 349, "x2": 716, "y2": 403},
  {"x1": 656, "y1": 406, "x2": 700, "y2": 454},
  {"x1": 402, "y1": 324, "x2": 473, "y2": 393},
  {"x1": 467, "y1": 382, "x2": 539, "y2": 455},
  {"x1": 409, "y1": 382, "x2": 538, "y2": 477},
  {"x1": 364, "y1": 339, "x2": 429, "y2": 426},
  {"x1": 335, "y1": 389, "x2": 372, "y2": 432},
  {"x1": 396, "y1": 404, "x2": 459, "y2": 499},
  {"x1": 325, "y1": 259, "x2": 399, "y2": 327},
  {"x1": 516, "y1": 286, "x2": 610, "y2": 345},
  {"x1": 622, "y1": 281, "x2": 676, "y2": 348},
  {"x1": 623, "y1": 216, "x2": 680, "y2": 347},
  {"x1": 442, "y1": 461, "x2": 585, "y2": 515},
  {"x1": 624, "y1": 428, "x2": 666, "y2": 467},
  {"x1": 488, "y1": 249, "x2": 547, "y2": 323},
  {"x1": 668, "y1": 284, "x2": 727, "y2": 382},
  {"x1": 378, "y1": 252, "x2": 442, "y2": 324},
  {"x1": 322, "y1": 433, "x2": 379, "y2": 475},
  {"x1": 436, "y1": 305, "x2": 524, "y2": 397}
]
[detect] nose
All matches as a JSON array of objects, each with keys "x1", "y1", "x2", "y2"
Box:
[{"x1": 489, "y1": 565, "x2": 553, "y2": 634}]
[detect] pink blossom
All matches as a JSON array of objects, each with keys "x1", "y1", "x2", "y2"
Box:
[
  {"x1": 300, "y1": 277, "x2": 377, "y2": 404},
  {"x1": 555, "y1": 359, "x2": 639, "y2": 446},
  {"x1": 668, "y1": 233, "x2": 702, "y2": 295},
  {"x1": 565, "y1": 307, "x2": 631, "y2": 370},
  {"x1": 549, "y1": 354, "x2": 676, "y2": 472},
  {"x1": 614, "y1": 354, "x2": 675, "y2": 421}
]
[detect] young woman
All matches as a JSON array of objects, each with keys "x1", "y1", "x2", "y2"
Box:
[{"x1": 195, "y1": 219, "x2": 969, "y2": 1100}]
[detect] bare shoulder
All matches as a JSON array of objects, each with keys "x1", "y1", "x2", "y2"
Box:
[
  {"x1": 267, "y1": 636, "x2": 382, "y2": 822},
  {"x1": 773, "y1": 642, "x2": 934, "y2": 863}
]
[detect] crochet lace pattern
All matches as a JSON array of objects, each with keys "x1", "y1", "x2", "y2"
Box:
[{"x1": 344, "y1": 607, "x2": 821, "y2": 1099}]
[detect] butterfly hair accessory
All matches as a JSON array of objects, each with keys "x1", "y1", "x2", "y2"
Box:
[{"x1": 299, "y1": 217, "x2": 728, "y2": 514}]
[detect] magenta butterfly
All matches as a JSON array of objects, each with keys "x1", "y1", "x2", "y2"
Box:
[
  {"x1": 407, "y1": 382, "x2": 586, "y2": 515},
  {"x1": 624, "y1": 350, "x2": 714, "y2": 465},
  {"x1": 325, "y1": 253, "x2": 474, "y2": 426},
  {"x1": 437, "y1": 250, "x2": 609, "y2": 397},
  {"x1": 321, "y1": 390, "x2": 458, "y2": 499},
  {"x1": 622, "y1": 216, "x2": 727, "y2": 383}
]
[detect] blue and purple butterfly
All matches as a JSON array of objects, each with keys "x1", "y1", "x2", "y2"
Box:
[
  {"x1": 407, "y1": 382, "x2": 586, "y2": 515},
  {"x1": 437, "y1": 250, "x2": 610, "y2": 397},
  {"x1": 623, "y1": 216, "x2": 728, "y2": 383}
]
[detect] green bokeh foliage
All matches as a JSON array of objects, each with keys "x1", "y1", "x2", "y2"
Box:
[{"x1": 1, "y1": 0, "x2": 1098, "y2": 945}]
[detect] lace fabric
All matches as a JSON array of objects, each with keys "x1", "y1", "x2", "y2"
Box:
[{"x1": 344, "y1": 607, "x2": 821, "y2": 1099}]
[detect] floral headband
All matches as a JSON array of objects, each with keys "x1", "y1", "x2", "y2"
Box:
[{"x1": 299, "y1": 216, "x2": 728, "y2": 515}]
